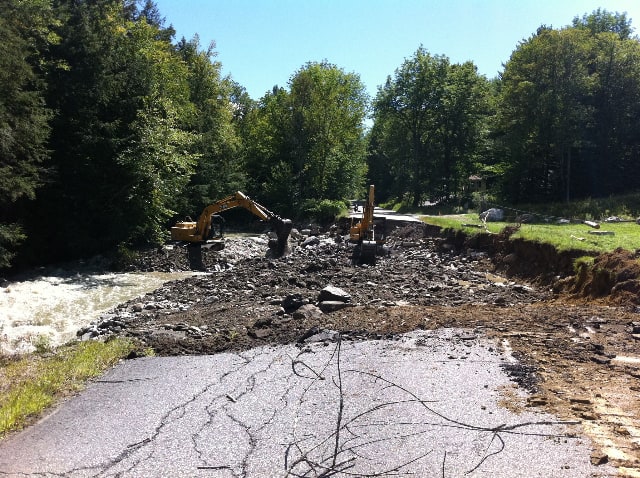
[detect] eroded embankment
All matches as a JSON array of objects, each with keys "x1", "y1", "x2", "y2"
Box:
[{"x1": 442, "y1": 224, "x2": 640, "y2": 306}]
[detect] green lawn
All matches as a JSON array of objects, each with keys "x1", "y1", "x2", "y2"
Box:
[{"x1": 422, "y1": 214, "x2": 640, "y2": 254}]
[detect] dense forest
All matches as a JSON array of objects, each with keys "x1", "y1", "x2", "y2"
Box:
[{"x1": 1, "y1": 0, "x2": 639, "y2": 269}]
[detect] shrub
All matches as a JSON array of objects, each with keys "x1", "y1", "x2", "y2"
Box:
[{"x1": 302, "y1": 199, "x2": 348, "y2": 224}]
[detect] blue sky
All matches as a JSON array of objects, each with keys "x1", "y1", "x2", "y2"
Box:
[{"x1": 154, "y1": 0, "x2": 640, "y2": 100}]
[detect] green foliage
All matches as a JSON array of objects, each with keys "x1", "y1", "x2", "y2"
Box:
[
  {"x1": 370, "y1": 47, "x2": 490, "y2": 207},
  {"x1": 289, "y1": 61, "x2": 369, "y2": 201},
  {"x1": 109, "y1": 243, "x2": 140, "y2": 271},
  {"x1": 175, "y1": 37, "x2": 244, "y2": 216},
  {"x1": 243, "y1": 62, "x2": 368, "y2": 213},
  {"x1": 26, "y1": 1, "x2": 198, "y2": 260},
  {"x1": 573, "y1": 255, "x2": 595, "y2": 273},
  {"x1": 0, "y1": 0, "x2": 56, "y2": 269},
  {"x1": 0, "y1": 224, "x2": 26, "y2": 269},
  {"x1": 572, "y1": 8, "x2": 633, "y2": 39},
  {"x1": 496, "y1": 11, "x2": 640, "y2": 204},
  {"x1": 302, "y1": 199, "x2": 348, "y2": 223}
]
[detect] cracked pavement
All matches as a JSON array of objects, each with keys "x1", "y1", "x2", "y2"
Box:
[{"x1": 0, "y1": 330, "x2": 615, "y2": 477}]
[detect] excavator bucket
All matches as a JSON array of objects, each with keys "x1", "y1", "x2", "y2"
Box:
[{"x1": 269, "y1": 217, "x2": 293, "y2": 257}]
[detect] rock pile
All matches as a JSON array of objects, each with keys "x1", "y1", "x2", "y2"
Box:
[{"x1": 80, "y1": 223, "x2": 548, "y2": 354}]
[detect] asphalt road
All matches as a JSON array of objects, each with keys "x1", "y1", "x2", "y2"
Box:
[
  {"x1": 0, "y1": 329, "x2": 613, "y2": 477},
  {"x1": 349, "y1": 206, "x2": 424, "y2": 223}
]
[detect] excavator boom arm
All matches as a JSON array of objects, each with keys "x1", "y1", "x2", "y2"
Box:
[
  {"x1": 196, "y1": 191, "x2": 274, "y2": 239},
  {"x1": 171, "y1": 191, "x2": 291, "y2": 257}
]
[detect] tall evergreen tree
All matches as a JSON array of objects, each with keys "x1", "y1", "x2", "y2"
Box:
[
  {"x1": 0, "y1": 0, "x2": 55, "y2": 268},
  {"x1": 32, "y1": 0, "x2": 196, "y2": 260}
]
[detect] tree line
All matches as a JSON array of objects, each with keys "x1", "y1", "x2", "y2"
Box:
[{"x1": 1, "y1": 1, "x2": 639, "y2": 269}]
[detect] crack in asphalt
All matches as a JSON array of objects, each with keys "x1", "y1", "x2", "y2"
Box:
[
  {"x1": 46, "y1": 354, "x2": 252, "y2": 477},
  {"x1": 0, "y1": 333, "x2": 612, "y2": 477},
  {"x1": 193, "y1": 349, "x2": 297, "y2": 477}
]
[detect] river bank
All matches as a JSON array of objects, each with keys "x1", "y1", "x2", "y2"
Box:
[{"x1": 0, "y1": 266, "x2": 191, "y2": 354}]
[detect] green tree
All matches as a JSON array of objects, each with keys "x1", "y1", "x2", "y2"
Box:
[
  {"x1": 0, "y1": 0, "x2": 55, "y2": 268},
  {"x1": 496, "y1": 10, "x2": 640, "y2": 203},
  {"x1": 114, "y1": 20, "x2": 197, "y2": 245},
  {"x1": 572, "y1": 8, "x2": 633, "y2": 39},
  {"x1": 288, "y1": 61, "x2": 369, "y2": 204},
  {"x1": 175, "y1": 36, "x2": 243, "y2": 215},
  {"x1": 583, "y1": 17, "x2": 640, "y2": 196},
  {"x1": 371, "y1": 47, "x2": 488, "y2": 206},
  {"x1": 242, "y1": 86, "x2": 295, "y2": 209},
  {"x1": 497, "y1": 27, "x2": 593, "y2": 203},
  {"x1": 243, "y1": 62, "x2": 369, "y2": 215},
  {"x1": 32, "y1": 0, "x2": 196, "y2": 260}
]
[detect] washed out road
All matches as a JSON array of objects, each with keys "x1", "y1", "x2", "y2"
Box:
[{"x1": 0, "y1": 329, "x2": 612, "y2": 477}]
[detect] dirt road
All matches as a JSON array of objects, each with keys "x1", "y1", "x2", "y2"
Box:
[{"x1": 94, "y1": 220, "x2": 640, "y2": 476}]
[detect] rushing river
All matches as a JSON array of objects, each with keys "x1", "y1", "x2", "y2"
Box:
[{"x1": 0, "y1": 269, "x2": 191, "y2": 354}]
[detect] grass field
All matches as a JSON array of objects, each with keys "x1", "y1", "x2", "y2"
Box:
[{"x1": 422, "y1": 214, "x2": 640, "y2": 254}]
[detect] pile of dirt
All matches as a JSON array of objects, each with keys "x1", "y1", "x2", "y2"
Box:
[
  {"x1": 98, "y1": 223, "x2": 550, "y2": 356},
  {"x1": 571, "y1": 247, "x2": 640, "y2": 305}
]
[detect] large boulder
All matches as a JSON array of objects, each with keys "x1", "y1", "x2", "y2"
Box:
[
  {"x1": 318, "y1": 285, "x2": 351, "y2": 303},
  {"x1": 479, "y1": 208, "x2": 504, "y2": 222}
]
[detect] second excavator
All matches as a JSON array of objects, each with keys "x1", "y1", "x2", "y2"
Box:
[
  {"x1": 349, "y1": 184, "x2": 385, "y2": 264},
  {"x1": 170, "y1": 191, "x2": 292, "y2": 257}
]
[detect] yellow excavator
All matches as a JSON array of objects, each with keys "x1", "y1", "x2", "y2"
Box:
[
  {"x1": 171, "y1": 191, "x2": 292, "y2": 257},
  {"x1": 349, "y1": 184, "x2": 385, "y2": 264}
]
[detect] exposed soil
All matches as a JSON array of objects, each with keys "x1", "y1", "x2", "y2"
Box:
[{"x1": 99, "y1": 221, "x2": 640, "y2": 476}]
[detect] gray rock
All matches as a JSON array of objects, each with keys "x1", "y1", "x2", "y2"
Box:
[
  {"x1": 80, "y1": 332, "x2": 96, "y2": 341},
  {"x1": 479, "y1": 208, "x2": 504, "y2": 222},
  {"x1": 301, "y1": 236, "x2": 320, "y2": 248},
  {"x1": 282, "y1": 293, "x2": 307, "y2": 312},
  {"x1": 318, "y1": 285, "x2": 351, "y2": 303},
  {"x1": 132, "y1": 303, "x2": 144, "y2": 313},
  {"x1": 304, "y1": 329, "x2": 340, "y2": 343},
  {"x1": 289, "y1": 228, "x2": 303, "y2": 241},
  {"x1": 248, "y1": 328, "x2": 272, "y2": 339},
  {"x1": 318, "y1": 301, "x2": 348, "y2": 313},
  {"x1": 292, "y1": 304, "x2": 323, "y2": 320}
]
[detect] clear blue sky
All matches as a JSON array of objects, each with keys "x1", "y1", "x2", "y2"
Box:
[{"x1": 154, "y1": 0, "x2": 640, "y2": 100}]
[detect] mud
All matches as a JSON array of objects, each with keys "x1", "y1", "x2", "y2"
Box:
[{"x1": 97, "y1": 222, "x2": 640, "y2": 476}]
